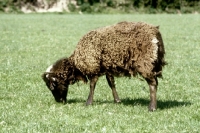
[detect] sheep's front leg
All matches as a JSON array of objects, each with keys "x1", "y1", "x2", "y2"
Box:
[
  {"x1": 146, "y1": 77, "x2": 158, "y2": 111},
  {"x1": 106, "y1": 74, "x2": 121, "y2": 103},
  {"x1": 86, "y1": 75, "x2": 99, "y2": 105}
]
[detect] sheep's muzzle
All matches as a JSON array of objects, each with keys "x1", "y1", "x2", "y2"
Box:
[
  {"x1": 55, "y1": 97, "x2": 66, "y2": 104},
  {"x1": 51, "y1": 87, "x2": 68, "y2": 104}
]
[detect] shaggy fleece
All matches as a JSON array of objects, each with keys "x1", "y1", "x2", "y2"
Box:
[{"x1": 73, "y1": 21, "x2": 166, "y2": 78}]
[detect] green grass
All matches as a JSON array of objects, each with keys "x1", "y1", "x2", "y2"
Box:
[{"x1": 0, "y1": 14, "x2": 200, "y2": 132}]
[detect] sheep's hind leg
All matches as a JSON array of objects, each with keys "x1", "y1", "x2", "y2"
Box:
[
  {"x1": 145, "y1": 77, "x2": 158, "y2": 111},
  {"x1": 86, "y1": 75, "x2": 99, "y2": 105},
  {"x1": 106, "y1": 74, "x2": 121, "y2": 103}
]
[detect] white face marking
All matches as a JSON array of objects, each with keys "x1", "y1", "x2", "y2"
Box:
[
  {"x1": 46, "y1": 65, "x2": 53, "y2": 73},
  {"x1": 45, "y1": 65, "x2": 53, "y2": 79}
]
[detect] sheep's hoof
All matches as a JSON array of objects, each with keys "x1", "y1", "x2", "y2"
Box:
[
  {"x1": 85, "y1": 101, "x2": 92, "y2": 106},
  {"x1": 148, "y1": 104, "x2": 156, "y2": 112},
  {"x1": 114, "y1": 99, "x2": 121, "y2": 103}
]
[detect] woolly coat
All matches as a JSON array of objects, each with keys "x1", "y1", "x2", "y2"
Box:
[
  {"x1": 71, "y1": 21, "x2": 166, "y2": 79},
  {"x1": 42, "y1": 21, "x2": 166, "y2": 110}
]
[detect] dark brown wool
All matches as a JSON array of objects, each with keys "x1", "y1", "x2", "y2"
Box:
[
  {"x1": 42, "y1": 21, "x2": 166, "y2": 111},
  {"x1": 73, "y1": 21, "x2": 166, "y2": 77}
]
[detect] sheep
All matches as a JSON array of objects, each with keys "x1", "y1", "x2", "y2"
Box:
[{"x1": 42, "y1": 21, "x2": 166, "y2": 111}]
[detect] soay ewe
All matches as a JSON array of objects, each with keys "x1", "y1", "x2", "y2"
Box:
[{"x1": 42, "y1": 21, "x2": 166, "y2": 111}]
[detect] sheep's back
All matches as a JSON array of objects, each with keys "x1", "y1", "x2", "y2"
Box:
[{"x1": 73, "y1": 21, "x2": 165, "y2": 78}]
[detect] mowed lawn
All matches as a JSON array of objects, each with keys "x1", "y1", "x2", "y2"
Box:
[{"x1": 0, "y1": 14, "x2": 200, "y2": 132}]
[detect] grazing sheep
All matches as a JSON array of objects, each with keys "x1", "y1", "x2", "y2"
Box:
[{"x1": 42, "y1": 21, "x2": 166, "y2": 111}]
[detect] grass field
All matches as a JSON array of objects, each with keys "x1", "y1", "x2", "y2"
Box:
[{"x1": 0, "y1": 14, "x2": 200, "y2": 132}]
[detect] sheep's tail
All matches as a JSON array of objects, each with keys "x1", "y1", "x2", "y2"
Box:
[{"x1": 154, "y1": 28, "x2": 167, "y2": 78}]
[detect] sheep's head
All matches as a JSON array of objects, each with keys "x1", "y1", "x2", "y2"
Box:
[
  {"x1": 42, "y1": 58, "x2": 88, "y2": 104},
  {"x1": 42, "y1": 72, "x2": 70, "y2": 104},
  {"x1": 41, "y1": 58, "x2": 76, "y2": 104}
]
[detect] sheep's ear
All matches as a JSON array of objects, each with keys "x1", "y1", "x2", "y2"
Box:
[
  {"x1": 156, "y1": 25, "x2": 159, "y2": 29},
  {"x1": 42, "y1": 72, "x2": 57, "y2": 82},
  {"x1": 47, "y1": 73, "x2": 58, "y2": 82},
  {"x1": 45, "y1": 73, "x2": 50, "y2": 79}
]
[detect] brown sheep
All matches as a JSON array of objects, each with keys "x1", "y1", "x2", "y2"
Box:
[{"x1": 42, "y1": 21, "x2": 166, "y2": 111}]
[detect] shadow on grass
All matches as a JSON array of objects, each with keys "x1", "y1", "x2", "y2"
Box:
[
  {"x1": 121, "y1": 98, "x2": 191, "y2": 110},
  {"x1": 66, "y1": 98, "x2": 191, "y2": 110},
  {"x1": 67, "y1": 99, "x2": 115, "y2": 105},
  {"x1": 67, "y1": 98, "x2": 85, "y2": 104}
]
